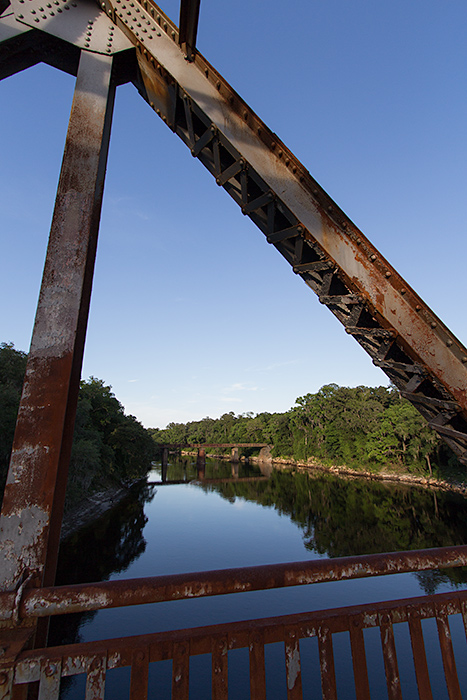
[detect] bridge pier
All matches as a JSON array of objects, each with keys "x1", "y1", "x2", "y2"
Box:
[{"x1": 231, "y1": 447, "x2": 239, "y2": 462}]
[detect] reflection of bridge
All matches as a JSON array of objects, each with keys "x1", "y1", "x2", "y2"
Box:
[
  {"x1": 1, "y1": 0, "x2": 467, "y2": 696},
  {"x1": 158, "y1": 442, "x2": 271, "y2": 481}
]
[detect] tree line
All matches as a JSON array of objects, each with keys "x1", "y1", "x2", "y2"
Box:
[
  {"x1": 0, "y1": 343, "x2": 155, "y2": 510},
  {"x1": 151, "y1": 384, "x2": 460, "y2": 481},
  {"x1": 1, "y1": 341, "x2": 462, "y2": 511}
]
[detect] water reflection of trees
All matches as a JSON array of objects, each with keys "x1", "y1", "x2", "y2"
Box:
[
  {"x1": 48, "y1": 483, "x2": 156, "y2": 647},
  {"x1": 205, "y1": 466, "x2": 467, "y2": 592}
]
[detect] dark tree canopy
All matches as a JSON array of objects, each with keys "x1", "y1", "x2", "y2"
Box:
[{"x1": 0, "y1": 344, "x2": 155, "y2": 510}]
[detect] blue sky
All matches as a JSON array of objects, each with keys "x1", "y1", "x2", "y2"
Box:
[{"x1": 1, "y1": 0, "x2": 466, "y2": 428}]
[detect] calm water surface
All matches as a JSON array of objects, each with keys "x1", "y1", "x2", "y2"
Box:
[{"x1": 51, "y1": 457, "x2": 467, "y2": 699}]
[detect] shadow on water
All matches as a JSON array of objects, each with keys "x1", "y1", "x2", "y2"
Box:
[{"x1": 48, "y1": 482, "x2": 156, "y2": 647}]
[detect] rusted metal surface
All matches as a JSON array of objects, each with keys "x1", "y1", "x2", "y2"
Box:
[
  {"x1": 178, "y1": 0, "x2": 200, "y2": 61},
  {"x1": 7, "y1": 588, "x2": 467, "y2": 700},
  {"x1": 0, "y1": 50, "x2": 115, "y2": 596},
  {"x1": 0, "y1": 545, "x2": 466, "y2": 622},
  {"x1": 1, "y1": 2, "x2": 467, "y2": 697}
]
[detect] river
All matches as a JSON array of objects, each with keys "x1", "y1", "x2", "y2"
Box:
[{"x1": 50, "y1": 456, "x2": 467, "y2": 699}]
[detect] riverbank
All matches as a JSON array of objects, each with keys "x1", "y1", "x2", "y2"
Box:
[
  {"x1": 181, "y1": 450, "x2": 467, "y2": 496},
  {"x1": 60, "y1": 485, "x2": 131, "y2": 541}
]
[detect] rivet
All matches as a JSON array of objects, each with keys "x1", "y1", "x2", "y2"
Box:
[
  {"x1": 84, "y1": 41, "x2": 90, "y2": 46},
  {"x1": 137, "y1": 21, "x2": 141, "y2": 26},
  {"x1": 106, "y1": 48, "x2": 111, "y2": 52},
  {"x1": 447, "y1": 340, "x2": 453, "y2": 347},
  {"x1": 18, "y1": 12, "x2": 24, "y2": 16},
  {"x1": 313, "y1": 189, "x2": 319, "y2": 195},
  {"x1": 34, "y1": 16, "x2": 39, "y2": 20},
  {"x1": 57, "y1": 7, "x2": 62, "y2": 11},
  {"x1": 49, "y1": 10, "x2": 54, "y2": 14},
  {"x1": 385, "y1": 271, "x2": 391, "y2": 278},
  {"x1": 156, "y1": 108, "x2": 160, "y2": 115},
  {"x1": 278, "y1": 150, "x2": 283, "y2": 157},
  {"x1": 107, "y1": 42, "x2": 112, "y2": 46},
  {"x1": 431, "y1": 322, "x2": 437, "y2": 328},
  {"x1": 292, "y1": 166, "x2": 297, "y2": 173},
  {"x1": 327, "y1": 205, "x2": 333, "y2": 212},
  {"x1": 462, "y1": 357, "x2": 467, "y2": 363},
  {"x1": 415, "y1": 305, "x2": 421, "y2": 311},
  {"x1": 400, "y1": 289, "x2": 406, "y2": 295},
  {"x1": 370, "y1": 254, "x2": 377, "y2": 261},
  {"x1": 150, "y1": 101, "x2": 154, "y2": 107},
  {"x1": 297, "y1": 226, "x2": 303, "y2": 234},
  {"x1": 31, "y1": 9, "x2": 36, "y2": 13}
]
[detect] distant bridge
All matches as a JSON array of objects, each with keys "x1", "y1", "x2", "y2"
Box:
[{"x1": 157, "y1": 443, "x2": 272, "y2": 479}]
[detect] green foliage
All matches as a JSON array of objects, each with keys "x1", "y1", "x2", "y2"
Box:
[
  {"x1": 0, "y1": 345, "x2": 155, "y2": 510},
  {"x1": 152, "y1": 383, "x2": 460, "y2": 480},
  {"x1": 67, "y1": 378, "x2": 155, "y2": 510},
  {"x1": 0, "y1": 343, "x2": 27, "y2": 492}
]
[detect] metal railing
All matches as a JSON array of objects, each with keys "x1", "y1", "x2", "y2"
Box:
[{"x1": 1, "y1": 548, "x2": 467, "y2": 699}]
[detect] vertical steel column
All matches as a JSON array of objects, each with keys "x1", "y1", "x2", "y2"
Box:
[{"x1": 0, "y1": 50, "x2": 115, "y2": 596}]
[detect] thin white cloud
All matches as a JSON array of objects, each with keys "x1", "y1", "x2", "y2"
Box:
[{"x1": 222, "y1": 382, "x2": 258, "y2": 393}]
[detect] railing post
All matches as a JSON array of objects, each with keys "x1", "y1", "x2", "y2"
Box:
[{"x1": 0, "y1": 50, "x2": 116, "y2": 605}]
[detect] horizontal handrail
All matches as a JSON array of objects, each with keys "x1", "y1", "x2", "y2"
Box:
[{"x1": 1, "y1": 545, "x2": 467, "y2": 622}]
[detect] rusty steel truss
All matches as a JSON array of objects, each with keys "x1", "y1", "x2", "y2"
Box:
[{"x1": 1, "y1": 0, "x2": 467, "y2": 697}]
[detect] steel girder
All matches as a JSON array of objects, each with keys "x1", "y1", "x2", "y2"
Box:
[
  {"x1": 1, "y1": 0, "x2": 467, "y2": 461},
  {"x1": 104, "y1": 0, "x2": 467, "y2": 463}
]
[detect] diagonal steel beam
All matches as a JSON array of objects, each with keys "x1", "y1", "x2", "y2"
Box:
[{"x1": 0, "y1": 50, "x2": 116, "y2": 597}]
